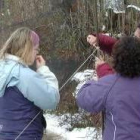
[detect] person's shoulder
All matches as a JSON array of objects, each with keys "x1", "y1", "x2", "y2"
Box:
[
  {"x1": 99, "y1": 73, "x2": 118, "y2": 81},
  {"x1": 98, "y1": 74, "x2": 119, "y2": 85},
  {"x1": 19, "y1": 65, "x2": 38, "y2": 80}
]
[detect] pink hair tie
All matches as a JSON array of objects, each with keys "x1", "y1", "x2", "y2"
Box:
[{"x1": 30, "y1": 31, "x2": 39, "y2": 48}]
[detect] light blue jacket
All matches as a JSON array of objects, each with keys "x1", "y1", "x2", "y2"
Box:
[{"x1": 0, "y1": 54, "x2": 60, "y2": 110}]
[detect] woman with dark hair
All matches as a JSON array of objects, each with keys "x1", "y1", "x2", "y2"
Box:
[
  {"x1": 87, "y1": 23, "x2": 140, "y2": 78},
  {"x1": 113, "y1": 37, "x2": 140, "y2": 78},
  {"x1": 77, "y1": 37, "x2": 140, "y2": 140}
]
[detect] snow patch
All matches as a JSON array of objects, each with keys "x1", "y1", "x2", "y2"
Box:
[{"x1": 45, "y1": 114, "x2": 102, "y2": 140}]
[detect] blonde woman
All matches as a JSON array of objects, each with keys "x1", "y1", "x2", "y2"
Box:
[{"x1": 0, "y1": 27, "x2": 59, "y2": 140}]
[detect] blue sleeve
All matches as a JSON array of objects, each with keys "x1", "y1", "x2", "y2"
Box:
[{"x1": 17, "y1": 68, "x2": 60, "y2": 110}]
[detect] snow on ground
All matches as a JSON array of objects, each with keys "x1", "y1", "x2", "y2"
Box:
[
  {"x1": 44, "y1": 69, "x2": 102, "y2": 140},
  {"x1": 45, "y1": 114, "x2": 102, "y2": 140},
  {"x1": 71, "y1": 69, "x2": 97, "y2": 97}
]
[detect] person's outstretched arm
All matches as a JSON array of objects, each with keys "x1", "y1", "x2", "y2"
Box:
[
  {"x1": 87, "y1": 34, "x2": 117, "y2": 55},
  {"x1": 76, "y1": 77, "x2": 111, "y2": 113}
]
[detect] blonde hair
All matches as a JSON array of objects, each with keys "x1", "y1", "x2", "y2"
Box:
[{"x1": 0, "y1": 27, "x2": 35, "y2": 65}]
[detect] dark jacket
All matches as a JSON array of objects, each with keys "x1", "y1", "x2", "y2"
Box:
[{"x1": 0, "y1": 86, "x2": 44, "y2": 140}]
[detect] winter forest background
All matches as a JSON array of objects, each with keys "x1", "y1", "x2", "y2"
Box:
[{"x1": 0, "y1": 0, "x2": 140, "y2": 139}]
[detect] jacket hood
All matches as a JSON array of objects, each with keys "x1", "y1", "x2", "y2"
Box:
[{"x1": 0, "y1": 54, "x2": 24, "y2": 97}]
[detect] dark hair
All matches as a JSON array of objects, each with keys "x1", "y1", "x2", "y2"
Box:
[{"x1": 113, "y1": 37, "x2": 140, "y2": 78}]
